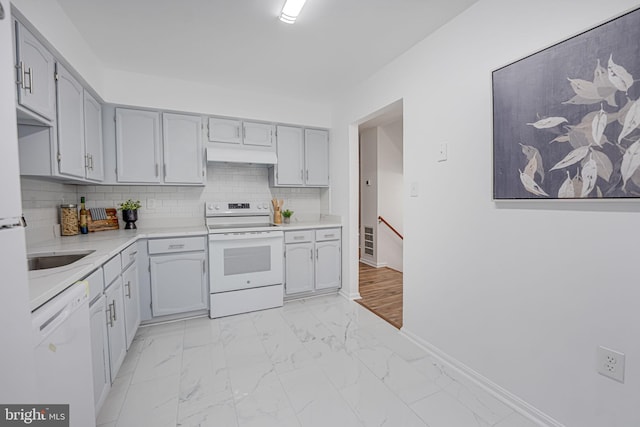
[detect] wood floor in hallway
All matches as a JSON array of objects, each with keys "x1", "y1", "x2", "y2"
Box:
[{"x1": 356, "y1": 262, "x2": 403, "y2": 329}]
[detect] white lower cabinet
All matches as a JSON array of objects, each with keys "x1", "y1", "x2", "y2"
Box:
[
  {"x1": 89, "y1": 294, "x2": 110, "y2": 413},
  {"x1": 284, "y1": 242, "x2": 314, "y2": 295},
  {"x1": 105, "y1": 276, "x2": 127, "y2": 383},
  {"x1": 284, "y1": 227, "x2": 341, "y2": 297},
  {"x1": 122, "y1": 261, "x2": 140, "y2": 349},
  {"x1": 149, "y1": 237, "x2": 208, "y2": 317}
]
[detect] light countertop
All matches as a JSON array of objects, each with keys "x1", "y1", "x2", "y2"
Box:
[
  {"x1": 28, "y1": 226, "x2": 207, "y2": 311},
  {"x1": 27, "y1": 219, "x2": 342, "y2": 311}
]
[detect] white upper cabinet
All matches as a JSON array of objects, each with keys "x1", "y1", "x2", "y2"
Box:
[
  {"x1": 243, "y1": 122, "x2": 274, "y2": 147},
  {"x1": 115, "y1": 108, "x2": 162, "y2": 183},
  {"x1": 56, "y1": 63, "x2": 85, "y2": 179},
  {"x1": 208, "y1": 117, "x2": 241, "y2": 144},
  {"x1": 304, "y1": 129, "x2": 329, "y2": 186},
  {"x1": 208, "y1": 117, "x2": 274, "y2": 148},
  {"x1": 271, "y1": 126, "x2": 329, "y2": 187},
  {"x1": 274, "y1": 125, "x2": 304, "y2": 186},
  {"x1": 14, "y1": 20, "x2": 55, "y2": 121},
  {"x1": 162, "y1": 113, "x2": 204, "y2": 184},
  {"x1": 83, "y1": 91, "x2": 104, "y2": 181}
]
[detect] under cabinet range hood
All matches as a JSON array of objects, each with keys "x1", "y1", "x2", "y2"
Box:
[{"x1": 206, "y1": 145, "x2": 278, "y2": 165}]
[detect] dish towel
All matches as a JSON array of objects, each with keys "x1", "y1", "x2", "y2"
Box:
[{"x1": 89, "y1": 208, "x2": 108, "y2": 221}]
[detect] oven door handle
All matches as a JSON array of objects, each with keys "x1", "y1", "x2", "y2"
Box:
[{"x1": 209, "y1": 231, "x2": 283, "y2": 241}]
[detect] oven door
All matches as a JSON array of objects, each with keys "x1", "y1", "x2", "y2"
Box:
[{"x1": 209, "y1": 230, "x2": 283, "y2": 293}]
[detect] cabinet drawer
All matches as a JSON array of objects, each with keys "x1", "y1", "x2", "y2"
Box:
[
  {"x1": 315, "y1": 228, "x2": 340, "y2": 241},
  {"x1": 103, "y1": 255, "x2": 121, "y2": 287},
  {"x1": 284, "y1": 230, "x2": 313, "y2": 244},
  {"x1": 148, "y1": 236, "x2": 205, "y2": 254},
  {"x1": 120, "y1": 243, "x2": 138, "y2": 269},
  {"x1": 85, "y1": 267, "x2": 104, "y2": 303}
]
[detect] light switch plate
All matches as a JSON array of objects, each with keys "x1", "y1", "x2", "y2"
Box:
[
  {"x1": 410, "y1": 182, "x2": 419, "y2": 197},
  {"x1": 438, "y1": 143, "x2": 448, "y2": 162}
]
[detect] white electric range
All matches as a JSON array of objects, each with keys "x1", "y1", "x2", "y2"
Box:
[{"x1": 206, "y1": 201, "x2": 284, "y2": 318}]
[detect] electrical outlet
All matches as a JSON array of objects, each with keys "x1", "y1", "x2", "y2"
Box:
[
  {"x1": 147, "y1": 198, "x2": 156, "y2": 209},
  {"x1": 597, "y1": 346, "x2": 625, "y2": 383}
]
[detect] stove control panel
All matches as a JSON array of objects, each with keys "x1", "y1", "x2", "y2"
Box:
[{"x1": 205, "y1": 201, "x2": 272, "y2": 216}]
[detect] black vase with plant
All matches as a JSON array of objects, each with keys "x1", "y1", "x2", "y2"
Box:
[{"x1": 119, "y1": 199, "x2": 141, "y2": 229}]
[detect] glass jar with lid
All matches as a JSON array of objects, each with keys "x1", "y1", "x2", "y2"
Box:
[{"x1": 60, "y1": 204, "x2": 79, "y2": 236}]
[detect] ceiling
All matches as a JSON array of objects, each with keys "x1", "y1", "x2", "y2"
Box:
[{"x1": 55, "y1": 0, "x2": 478, "y2": 103}]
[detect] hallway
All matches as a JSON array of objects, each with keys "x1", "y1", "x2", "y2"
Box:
[{"x1": 357, "y1": 263, "x2": 403, "y2": 329}]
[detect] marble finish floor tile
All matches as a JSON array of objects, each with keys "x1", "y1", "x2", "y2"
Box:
[{"x1": 98, "y1": 295, "x2": 540, "y2": 427}]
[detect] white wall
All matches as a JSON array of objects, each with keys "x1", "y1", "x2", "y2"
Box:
[
  {"x1": 102, "y1": 69, "x2": 332, "y2": 128},
  {"x1": 331, "y1": 0, "x2": 640, "y2": 425},
  {"x1": 359, "y1": 127, "x2": 378, "y2": 265},
  {"x1": 377, "y1": 120, "x2": 403, "y2": 272}
]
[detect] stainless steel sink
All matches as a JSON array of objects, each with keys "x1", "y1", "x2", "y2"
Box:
[{"x1": 27, "y1": 250, "x2": 95, "y2": 271}]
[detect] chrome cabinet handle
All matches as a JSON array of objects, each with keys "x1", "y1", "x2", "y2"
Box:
[
  {"x1": 202, "y1": 260, "x2": 206, "y2": 274},
  {"x1": 306, "y1": 170, "x2": 309, "y2": 181},
  {"x1": 89, "y1": 154, "x2": 94, "y2": 171},
  {"x1": 310, "y1": 248, "x2": 313, "y2": 260},
  {"x1": 112, "y1": 300, "x2": 117, "y2": 321},
  {"x1": 125, "y1": 281, "x2": 131, "y2": 298},
  {"x1": 168, "y1": 244, "x2": 184, "y2": 250},
  {"x1": 106, "y1": 304, "x2": 113, "y2": 327},
  {"x1": 294, "y1": 236, "x2": 304, "y2": 240},
  {"x1": 155, "y1": 163, "x2": 159, "y2": 177},
  {"x1": 316, "y1": 248, "x2": 319, "y2": 260},
  {"x1": 25, "y1": 67, "x2": 33, "y2": 93},
  {"x1": 17, "y1": 61, "x2": 25, "y2": 89}
]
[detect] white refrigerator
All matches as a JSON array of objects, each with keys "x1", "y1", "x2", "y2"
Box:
[{"x1": 0, "y1": 0, "x2": 37, "y2": 402}]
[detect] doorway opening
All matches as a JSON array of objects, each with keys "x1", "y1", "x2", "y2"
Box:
[{"x1": 355, "y1": 100, "x2": 404, "y2": 328}]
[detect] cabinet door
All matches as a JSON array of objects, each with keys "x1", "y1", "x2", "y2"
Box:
[
  {"x1": 315, "y1": 239, "x2": 341, "y2": 290},
  {"x1": 243, "y1": 122, "x2": 274, "y2": 147},
  {"x1": 304, "y1": 129, "x2": 329, "y2": 187},
  {"x1": 275, "y1": 126, "x2": 304, "y2": 186},
  {"x1": 150, "y1": 252, "x2": 207, "y2": 317},
  {"x1": 122, "y1": 263, "x2": 140, "y2": 349},
  {"x1": 115, "y1": 108, "x2": 162, "y2": 183},
  {"x1": 84, "y1": 90, "x2": 104, "y2": 181},
  {"x1": 163, "y1": 113, "x2": 204, "y2": 184},
  {"x1": 284, "y1": 242, "x2": 314, "y2": 295},
  {"x1": 208, "y1": 117, "x2": 241, "y2": 144},
  {"x1": 15, "y1": 21, "x2": 55, "y2": 120},
  {"x1": 89, "y1": 296, "x2": 110, "y2": 412},
  {"x1": 56, "y1": 63, "x2": 86, "y2": 179},
  {"x1": 105, "y1": 278, "x2": 127, "y2": 382}
]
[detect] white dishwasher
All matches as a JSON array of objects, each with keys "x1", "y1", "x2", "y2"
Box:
[{"x1": 32, "y1": 281, "x2": 96, "y2": 427}]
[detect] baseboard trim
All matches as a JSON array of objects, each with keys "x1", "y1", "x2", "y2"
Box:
[
  {"x1": 401, "y1": 328, "x2": 564, "y2": 427},
  {"x1": 340, "y1": 289, "x2": 361, "y2": 300},
  {"x1": 359, "y1": 258, "x2": 386, "y2": 268}
]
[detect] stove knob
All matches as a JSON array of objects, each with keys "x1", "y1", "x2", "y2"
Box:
[
  {"x1": 206, "y1": 204, "x2": 214, "y2": 211},
  {"x1": 261, "y1": 203, "x2": 268, "y2": 209},
  {"x1": 215, "y1": 205, "x2": 221, "y2": 210}
]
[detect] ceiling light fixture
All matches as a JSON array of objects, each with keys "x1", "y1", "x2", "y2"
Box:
[{"x1": 279, "y1": 0, "x2": 307, "y2": 24}]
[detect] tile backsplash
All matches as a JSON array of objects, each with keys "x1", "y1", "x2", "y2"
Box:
[{"x1": 21, "y1": 164, "x2": 329, "y2": 244}]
